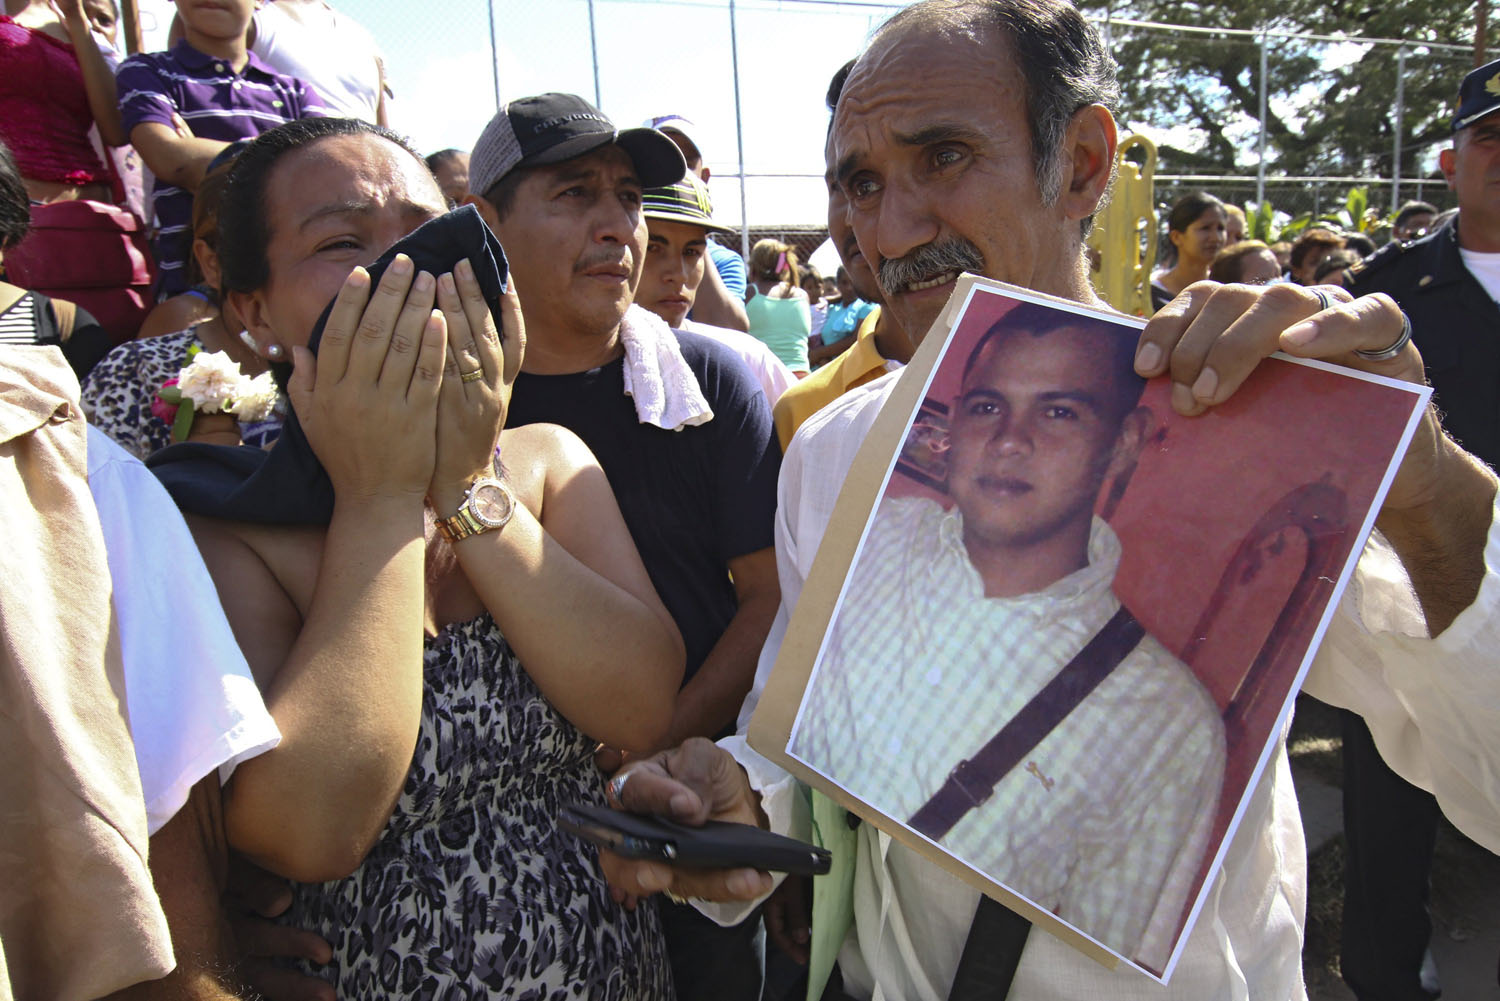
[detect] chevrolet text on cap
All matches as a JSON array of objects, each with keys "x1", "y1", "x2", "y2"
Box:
[
  {"x1": 468, "y1": 93, "x2": 686, "y2": 196},
  {"x1": 530, "y1": 112, "x2": 612, "y2": 133}
]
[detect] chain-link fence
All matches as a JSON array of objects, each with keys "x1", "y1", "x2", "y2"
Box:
[{"x1": 124, "y1": 0, "x2": 1481, "y2": 244}]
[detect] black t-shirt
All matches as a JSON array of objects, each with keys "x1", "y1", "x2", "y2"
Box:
[{"x1": 506, "y1": 328, "x2": 781, "y2": 682}]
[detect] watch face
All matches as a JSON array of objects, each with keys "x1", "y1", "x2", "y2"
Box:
[{"x1": 469, "y1": 480, "x2": 515, "y2": 528}]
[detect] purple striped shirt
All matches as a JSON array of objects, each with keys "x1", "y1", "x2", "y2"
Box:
[{"x1": 118, "y1": 41, "x2": 327, "y2": 295}]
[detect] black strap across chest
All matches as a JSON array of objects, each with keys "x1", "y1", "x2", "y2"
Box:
[{"x1": 918, "y1": 605, "x2": 1147, "y2": 1000}]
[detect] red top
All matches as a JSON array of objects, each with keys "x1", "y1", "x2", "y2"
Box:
[{"x1": 0, "y1": 15, "x2": 113, "y2": 186}]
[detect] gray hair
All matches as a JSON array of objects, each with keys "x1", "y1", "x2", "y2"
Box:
[{"x1": 873, "y1": 0, "x2": 1119, "y2": 207}]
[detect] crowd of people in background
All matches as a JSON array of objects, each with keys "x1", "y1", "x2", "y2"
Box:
[
  {"x1": 2, "y1": 0, "x2": 1499, "y2": 1000},
  {"x1": 1150, "y1": 190, "x2": 1442, "y2": 311}
]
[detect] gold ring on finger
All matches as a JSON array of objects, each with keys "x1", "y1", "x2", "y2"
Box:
[{"x1": 460, "y1": 367, "x2": 485, "y2": 384}]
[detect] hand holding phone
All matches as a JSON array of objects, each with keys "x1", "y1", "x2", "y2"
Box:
[{"x1": 560, "y1": 802, "x2": 831, "y2": 876}]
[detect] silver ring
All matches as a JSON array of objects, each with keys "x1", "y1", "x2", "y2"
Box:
[
  {"x1": 1309, "y1": 286, "x2": 1337, "y2": 312},
  {"x1": 609, "y1": 770, "x2": 633, "y2": 805},
  {"x1": 1353, "y1": 312, "x2": 1413, "y2": 362}
]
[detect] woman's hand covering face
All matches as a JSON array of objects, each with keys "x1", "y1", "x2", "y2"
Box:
[
  {"x1": 286, "y1": 254, "x2": 447, "y2": 500},
  {"x1": 429, "y1": 260, "x2": 525, "y2": 500}
]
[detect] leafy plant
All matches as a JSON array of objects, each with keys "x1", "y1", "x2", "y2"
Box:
[
  {"x1": 1316, "y1": 187, "x2": 1388, "y2": 236},
  {"x1": 1242, "y1": 187, "x2": 1388, "y2": 243},
  {"x1": 1245, "y1": 199, "x2": 1307, "y2": 243}
]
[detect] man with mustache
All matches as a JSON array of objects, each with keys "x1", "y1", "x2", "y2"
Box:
[
  {"x1": 790, "y1": 302, "x2": 1225, "y2": 972},
  {"x1": 772, "y1": 62, "x2": 915, "y2": 449},
  {"x1": 465, "y1": 93, "x2": 782, "y2": 1001},
  {"x1": 601, "y1": 3, "x2": 1500, "y2": 999}
]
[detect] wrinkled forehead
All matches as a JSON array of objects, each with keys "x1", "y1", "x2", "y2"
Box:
[{"x1": 832, "y1": 23, "x2": 1022, "y2": 174}]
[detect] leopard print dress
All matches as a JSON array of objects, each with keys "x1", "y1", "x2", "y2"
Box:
[
  {"x1": 80, "y1": 326, "x2": 283, "y2": 458},
  {"x1": 287, "y1": 614, "x2": 673, "y2": 1000},
  {"x1": 81, "y1": 328, "x2": 199, "y2": 459}
]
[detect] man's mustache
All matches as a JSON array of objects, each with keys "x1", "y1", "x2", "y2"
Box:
[
  {"x1": 574, "y1": 249, "x2": 633, "y2": 275},
  {"x1": 879, "y1": 239, "x2": 984, "y2": 295}
]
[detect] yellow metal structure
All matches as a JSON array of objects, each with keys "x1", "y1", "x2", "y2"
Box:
[{"x1": 1087, "y1": 133, "x2": 1157, "y2": 317}]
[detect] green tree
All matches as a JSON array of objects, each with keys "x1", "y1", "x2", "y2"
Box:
[{"x1": 1084, "y1": 0, "x2": 1479, "y2": 177}]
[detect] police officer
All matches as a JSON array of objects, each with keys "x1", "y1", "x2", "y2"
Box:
[
  {"x1": 1339, "y1": 57, "x2": 1500, "y2": 1001},
  {"x1": 1351, "y1": 60, "x2": 1500, "y2": 469}
]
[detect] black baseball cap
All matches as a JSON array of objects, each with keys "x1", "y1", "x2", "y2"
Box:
[
  {"x1": 470, "y1": 93, "x2": 686, "y2": 196},
  {"x1": 1454, "y1": 58, "x2": 1500, "y2": 131}
]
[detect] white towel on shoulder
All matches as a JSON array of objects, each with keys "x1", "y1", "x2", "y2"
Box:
[{"x1": 619, "y1": 305, "x2": 714, "y2": 430}]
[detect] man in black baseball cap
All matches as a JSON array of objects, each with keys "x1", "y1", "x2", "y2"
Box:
[
  {"x1": 1342, "y1": 56, "x2": 1500, "y2": 1001},
  {"x1": 468, "y1": 92, "x2": 685, "y2": 198},
  {"x1": 464, "y1": 92, "x2": 686, "y2": 354},
  {"x1": 466, "y1": 94, "x2": 781, "y2": 1001}
]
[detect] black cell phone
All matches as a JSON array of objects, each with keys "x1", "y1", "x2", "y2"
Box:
[{"x1": 559, "y1": 802, "x2": 832, "y2": 876}]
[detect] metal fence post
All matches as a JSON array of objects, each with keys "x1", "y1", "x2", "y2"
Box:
[
  {"x1": 1256, "y1": 30, "x2": 1268, "y2": 207},
  {"x1": 588, "y1": 0, "x2": 602, "y2": 107},
  {"x1": 729, "y1": 0, "x2": 750, "y2": 260},
  {"x1": 1392, "y1": 46, "x2": 1406, "y2": 213},
  {"x1": 486, "y1": 0, "x2": 500, "y2": 110}
]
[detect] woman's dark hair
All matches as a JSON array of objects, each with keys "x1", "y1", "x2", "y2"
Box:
[
  {"x1": 1342, "y1": 232, "x2": 1376, "y2": 259},
  {"x1": 1313, "y1": 251, "x2": 1356, "y2": 285},
  {"x1": 218, "y1": 118, "x2": 424, "y2": 294},
  {"x1": 1159, "y1": 190, "x2": 1224, "y2": 266},
  {"x1": 1208, "y1": 239, "x2": 1271, "y2": 284},
  {"x1": 1289, "y1": 227, "x2": 1344, "y2": 271},
  {"x1": 0, "y1": 139, "x2": 31, "y2": 253},
  {"x1": 184, "y1": 153, "x2": 243, "y2": 293},
  {"x1": 425, "y1": 148, "x2": 465, "y2": 173}
]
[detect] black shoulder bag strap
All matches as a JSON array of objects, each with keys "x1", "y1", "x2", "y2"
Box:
[{"x1": 917, "y1": 605, "x2": 1147, "y2": 1001}]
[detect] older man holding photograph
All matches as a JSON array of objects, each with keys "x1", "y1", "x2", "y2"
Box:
[
  {"x1": 791, "y1": 303, "x2": 1224, "y2": 972},
  {"x1": 601, "y1": 2, "x2": 1500, "y2": 999}
]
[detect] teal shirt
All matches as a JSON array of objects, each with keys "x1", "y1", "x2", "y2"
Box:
[{"x1": 746, "y1": 293, "x2": 812, "y2": 373}]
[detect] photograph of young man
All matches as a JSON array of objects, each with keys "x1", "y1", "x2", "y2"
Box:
[{"x1": 790, "y1": 301, "x2": 1225, "y2": 971}]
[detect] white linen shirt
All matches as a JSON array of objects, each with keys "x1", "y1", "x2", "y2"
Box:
[
  {"x1": 790, "y1": 497, "x2": 1223, "y2": 972},
  {"x1": 710, "y1": 369, "x2": 1500, "y2": 1000}
]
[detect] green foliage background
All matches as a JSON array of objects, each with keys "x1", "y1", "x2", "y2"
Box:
[{"x1": 1082, "y1": 0, "x2": 1480, "y2": 178}]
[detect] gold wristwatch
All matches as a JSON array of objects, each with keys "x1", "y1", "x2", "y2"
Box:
[{"x1": 435, "y1": 475, "x2": 516, "y2": 543}]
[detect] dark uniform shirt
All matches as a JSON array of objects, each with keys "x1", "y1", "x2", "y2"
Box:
[{"x1": 1349, "y1": 220, "x2": 1500, "y2": 470}]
